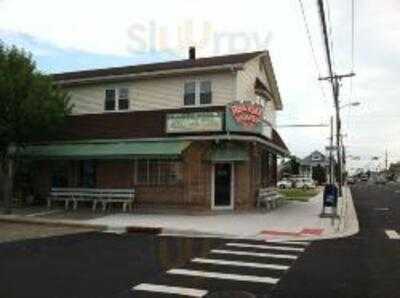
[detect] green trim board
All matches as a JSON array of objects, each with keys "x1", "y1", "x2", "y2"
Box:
[
  {"x1": 18, "y1": 141, "x2": 191, "y2": 160},
  {"x1": 208, "y1": 143, "x2": 249, "y2": 162}
]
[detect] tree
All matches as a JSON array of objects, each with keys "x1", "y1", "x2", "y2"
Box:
[
  {"x1": 289, "y1": 156, "x2": 300, "y2": 175},
  {"x1": 312, "y1": 164, "x2": 327, "y2": 185},
  {"x1": 0, "y1": 42, "x2": 71, "y2": 214}
]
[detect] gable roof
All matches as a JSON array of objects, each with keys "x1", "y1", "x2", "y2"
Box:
[
  {"x1": 52, "y1": 50, "x2": 265, "y2": 83},
  {"x1": 300, "y1": 150, "x2": 331, "y2": 167}
]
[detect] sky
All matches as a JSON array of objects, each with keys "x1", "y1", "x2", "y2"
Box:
[{"x1": 0, "y1": 0, "x2": 399, "y2": 173}]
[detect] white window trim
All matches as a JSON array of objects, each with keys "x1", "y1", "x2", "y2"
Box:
[
  {"x1": 183, "y1": 80, "x2": 213, "y2": 107},
  {"x1": 104, "y1": 87, "x2": 130, "y2": 112}
]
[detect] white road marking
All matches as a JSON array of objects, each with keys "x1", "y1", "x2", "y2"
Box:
[
  {"x1": 266, "y1": 240, "x2": 310, "y2": 246},
  {"x1": 374, "y1": 208, "x2": 389, "y2": 211},
  {"x1": 227, "y1": 243, "x2": 305, "y2": 252},
  {"x1": 211, "y1": 249, "x2": 298, "y2": 260},
  {"x1": 133, "y1": 283, "x2": 208, "y2": 297},
  {"x1": 167, "y1": 269, "x2": 279, "y2": 284},
  {"x1": 25, "y1": 210, "x2": 63, "y2": 217},
  {"x1": 385, "y1": 230, "x2": 400, "y2": 240},
  {"x1": 192, "y1": 258, "x2": 289, "y2": 270}
]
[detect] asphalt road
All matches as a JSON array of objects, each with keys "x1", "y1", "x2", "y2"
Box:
[
  {"x1": 271, "y1": 182, "x2": 400, "y2": 298},
  {"x1": 1, "y1": 182, "x2": 399, "y2": 298}
]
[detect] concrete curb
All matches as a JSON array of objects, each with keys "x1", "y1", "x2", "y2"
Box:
[
  {"x1": 0, "y1": 215, "x2": 107, "y2": 231},
  {"x1": 158, "y1": 187, "x2": 360, "y2": 242},
  {"x1": 0, "y1": 187, "x2": 359, "y2": 241},
  {"x1": 273, "y1": 186, "x2": 360, "y2": 242}
]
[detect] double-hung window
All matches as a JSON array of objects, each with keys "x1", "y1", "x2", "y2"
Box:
[
  {"x1": 184, "y1": 81, "x2": 212, "y2": 106},
  {"x1": 200, "y1": 81, "x2": 212, "y2": 104},
  {"x1": 105, "y1": 89, "x2": 116, "y2": 111},
  {"x1": 184, "y1": 82, "x2": 196, "y2": 106},
  {"x1": 104, "y1": 88, "x2": 130, "y2": 111},
  {"x1": 118, "y1": 88, "x2": 130, "y2": 110}
]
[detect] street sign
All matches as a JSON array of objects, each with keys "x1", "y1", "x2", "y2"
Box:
[{"x1": 325, "y1": 146, "x2": 338, "y2": 151}]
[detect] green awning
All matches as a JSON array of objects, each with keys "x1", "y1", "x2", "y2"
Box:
[
  {"x1": 209, "y1": 144, "x2": 249, "y2": 162},
  {"x1": 19, "y1": 141, "x2": 191, "y2": 160}
]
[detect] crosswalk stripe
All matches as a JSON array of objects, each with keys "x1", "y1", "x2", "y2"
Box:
[
  {"x1": 167, "y1": 269, "x2": 279, "y2": 284},
  {"x1": 133, "y1": 283, "x2": 208, "y2": 297},
  {"x1": 385, "y1": 230, "x2": 400, "y2": 240},
  {"x1": 211, "y1": 249, "x2": 298, "y2": 260},
  {"x1": 192, "y1": 258, "x2": 289, "y2": 270},
  {"x1": 266, "y1": 240, "x2": 310, "y2": 246},
  {"x1": 227, "y1": 243, "x2": 305, "y2": 252}
]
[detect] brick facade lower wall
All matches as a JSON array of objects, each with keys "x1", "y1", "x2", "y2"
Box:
[{"x1": 32, "y1": 140, "x2": 278, "y2": 211}]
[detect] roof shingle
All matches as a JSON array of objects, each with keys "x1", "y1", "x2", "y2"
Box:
[{"x1": 52, "y1": 50, "x2": 265, "y2": 82}]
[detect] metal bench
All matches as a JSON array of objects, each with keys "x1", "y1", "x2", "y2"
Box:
[
  {"x1": 257, "y1": 187, "x2": 284, "y2": 211},
  {"x1": 92, "y1": 189, "x2": 135, "y2": 212},
  {"x1": 47, "y1": 188, "x2": 92, "y2": 210},
  {"x1": 47, "y1": 188, "x2": 135, "y2": 212}
]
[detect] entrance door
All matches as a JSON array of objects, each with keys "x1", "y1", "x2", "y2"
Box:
[{"x1": 213, "y1": 163, "x2": 233, "y2": 209}]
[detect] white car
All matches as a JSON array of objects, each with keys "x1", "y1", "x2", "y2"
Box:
[
  {"x1": 277, "y1": 179, "x2": 293, "y2": 189},
  {"x1": 294, "y1": 178, "x2": 315, "y2": 189}
]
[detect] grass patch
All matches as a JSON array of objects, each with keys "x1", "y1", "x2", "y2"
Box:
[{"x1": 278, "y1": 188, "x2": 320, "y2": 202}]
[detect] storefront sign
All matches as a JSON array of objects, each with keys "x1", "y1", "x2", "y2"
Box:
[
  {"x1": 166, "y1": 112, "x2": 223, "y2": 133},
  {"x1": 229, "y1": 101, "x2": 263, "y2": 128}
]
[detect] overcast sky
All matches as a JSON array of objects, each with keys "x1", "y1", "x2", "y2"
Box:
[{"x1": 0, "y1": 0, "x2": 399, "y2": 172}]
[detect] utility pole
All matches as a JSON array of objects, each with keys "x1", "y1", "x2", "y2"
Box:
[
  {"x1": 319, "y1": 73, "x2": 355, "y2": 196},
  {"x1": 385, "y1": 149, "x2": 388, "y2": 170},
  {"x1": 317, "y1": 0, "x2": 355, "y2": 197},
  {"x1": 329, "y1": 116, "x2": 334, "y2": 184}
]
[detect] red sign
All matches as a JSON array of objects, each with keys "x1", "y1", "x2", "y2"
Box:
[{"x1": 230, "y1": 101, "x2": 263, "y2": 128}]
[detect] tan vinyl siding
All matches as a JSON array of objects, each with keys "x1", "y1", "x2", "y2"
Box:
[
  {"x1": 67, "y1": 72, "x2": 235, "y2": 115},
  {"x1": 236, "y1": 57, "x2": 277, "y2": 128}
]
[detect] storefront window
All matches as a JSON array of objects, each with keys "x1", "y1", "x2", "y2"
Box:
[
  {"x1": 136, "y1": 160, "x2": 148, "y2": 184},
  {"x1": 135, "y1": 160, "x2": 182, "y2": 185}
]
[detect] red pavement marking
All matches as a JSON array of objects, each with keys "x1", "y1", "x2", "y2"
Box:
[
  {"x1": 300, "y1": 228, "x2": 324, "y2": 235},
  {"x1": 259, "y1": 228, "x2": 325, "y2": 237},
  {"x1": 260, "y1": 230, "x2": 301, "y2": 236}
]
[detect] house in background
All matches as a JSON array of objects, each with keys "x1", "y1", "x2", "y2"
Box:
[
  {"x1": 20, "y1": 48, "x2": 289, "y2": 211},
  {"x1": 299, "y1": 150, "x2": 332, "y2": 181}
]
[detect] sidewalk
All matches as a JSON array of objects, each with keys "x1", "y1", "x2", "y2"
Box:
[
  {"x1": 85, "y1": 186, "x2": 359, "y2": 240},
  {"x1": 0, "y1": 187, "x2": 359, "y2": 240}
]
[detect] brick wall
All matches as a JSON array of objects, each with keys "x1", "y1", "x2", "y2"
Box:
[{"x1": 30, "y1": 140, "x2": 278, "y2": 210}]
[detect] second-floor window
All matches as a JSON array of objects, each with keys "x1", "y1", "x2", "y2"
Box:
[
  {"x1": 184, "y1": 81, "x2": 212, "y2": 106},
  {"x1": 105, "y1": 89, "x2": 116, "y2": 111},
  {"x1": 118, "y1": 88, "x2": 130, "y2": 110},
  {"x1": 104, "y1": 88, "x2": 130, "y2": 111},
  {"x1": 200, "y1": 81, "x2": 212, "y2": 104},
  {"x1": 184, "y1": 82, "x2": 196, "y2": 106}
]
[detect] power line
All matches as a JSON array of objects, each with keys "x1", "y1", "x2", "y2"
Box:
[
  {"x1": 351, "y1": 0, "x2": 355, "y2": 72},
  {"x1": 297, "y1": 0, "x2": 329, "y2": 104},
  {"x1": 347, "y1": 0, "x2": 356, "y2": 137},
  {"x1": 317, "y1": 0, "x2": 334, "y2": 82},
  {"x1": 324, "y1": 0, "x2": 336, "y2": 71}
]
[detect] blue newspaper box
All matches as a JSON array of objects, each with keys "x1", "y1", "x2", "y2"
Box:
[{"x1": 323, "y1": 184, "x2": 338, "y2": 207}]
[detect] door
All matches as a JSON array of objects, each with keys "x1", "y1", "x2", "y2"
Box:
[{"x1": 213, "y1": 163, "x2": 233, "y2": 209}]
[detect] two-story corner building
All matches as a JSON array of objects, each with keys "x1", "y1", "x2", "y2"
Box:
[{"x1": 22, "y1": 48, "x2": 289, "y2": 211}]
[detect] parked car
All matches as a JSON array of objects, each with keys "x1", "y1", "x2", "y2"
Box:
[
  {"x1": 347, "y1": 177, "x2": 355, "y2": 185},
  {"x1": 293, "y1": 177, "x2": 316, "y2": 189},
  {"x1": 361, "y1": 175, "x2": 368, "y2": 181},
  {"x1": 277, "y1": 178, "x2": 293, "y2": 189}
]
